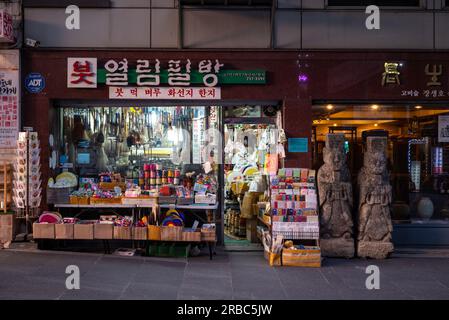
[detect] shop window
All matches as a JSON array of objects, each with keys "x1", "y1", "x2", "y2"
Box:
[{"x1": 312, "y1": 104, "x2": 449, "y2": 223}]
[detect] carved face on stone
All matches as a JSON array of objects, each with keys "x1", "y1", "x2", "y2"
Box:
[
  {"x1": 323, "y1": 147, "x2": 345, "y2": 171},
  {"x1": 365, "y1": 152, "x2": 387, "y2": 175}
]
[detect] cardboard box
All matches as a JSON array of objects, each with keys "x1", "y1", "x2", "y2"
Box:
[
  {"x1": 148, "y1": 225, "x2": 161, "y2": 241},
  {"x1": 160, "y1": 226, "x2": 182, "y2": 241},
  {"x1": 33, "y1": 223, "x2": 55, "y2": 239},
  {"x1": 181, "y1": 229, "x2": 201, "y2": 242},
  {"x1": 0, "y1": 214, "x2": 14, "y2": 242},
  {"x1": 94, "y1": 223, "x2": 113, "y2": 239},
  {"x1": 132, "y1": 227, "x2": 147, "y2": 240},
  {"x1": 240, "y1": 192, "x2": 262, "y2": 218},
  {"x1": 55, "y1": 224, "x2": 74, "y2": 240},
  {"x1": 200, "y1": 230, "x2": 216, "y2": 242},
  {"x1": 246, "y1": 218, "x2": 258, "y2": 243},
  {"x1": 74, "y1": 224, "x2": 94, "y2": 240},
  {"x1": 113, "y1": 226, "x2": 132, "y2": 240}
]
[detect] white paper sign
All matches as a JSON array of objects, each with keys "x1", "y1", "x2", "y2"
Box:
[
  {"x1": 67, "y1": 57, "x2": 97, "y2": 88},
  {"x1": 438, "y1": 115, "x2": 449, "y2": 143},
  {"x1": 109, "y1": 86, "x2": 221, "y2": 100},
  {"x1": 0, "y1": 70, "x2": 19, "y2": 147}
]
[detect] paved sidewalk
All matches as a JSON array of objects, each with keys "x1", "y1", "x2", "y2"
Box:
[{"x1": 0, "y1": 248, "x2": 449, "y2": 300}]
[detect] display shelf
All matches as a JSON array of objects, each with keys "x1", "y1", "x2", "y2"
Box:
[
  {"x1": 159, "y1": 203, "x2": 218, "y2": 210},
  {"x1": 54, "y1": 203, "x2": 139, "y2": 208}
]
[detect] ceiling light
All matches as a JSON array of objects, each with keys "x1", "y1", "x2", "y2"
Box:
[
  {"x1": 415, "y1": 105, "x2": 423, "y2": 109},
  {"x1": 374, "y1": 123, "x2": 378, "y2": 127},
  {"x1": 326, "y1": 104, "x2": 334, "y2": 110},
  {"x1": 371, "y1": 104, "x2": 379, "y2": 110}
]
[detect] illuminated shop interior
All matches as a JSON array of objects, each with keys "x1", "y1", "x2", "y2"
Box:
[{"x1": 312, "y1": 103, "x2": 449, "y2": 222}]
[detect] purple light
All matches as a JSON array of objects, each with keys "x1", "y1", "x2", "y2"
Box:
[{"x1": 298, "y1": 74, "x2": 308, "y2": 83}]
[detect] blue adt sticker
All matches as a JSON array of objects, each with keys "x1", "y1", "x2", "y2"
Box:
[{"x1": 25, "y1": 73, "x2": 45, "y2": 93}]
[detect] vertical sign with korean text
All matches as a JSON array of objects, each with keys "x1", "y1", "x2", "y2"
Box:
[
  {"x1": 438, "y1": 115, "x2": 449, "y2": 143},
  {"x1": 0, "y1": 70, "x2": 19, "y2": 147}
]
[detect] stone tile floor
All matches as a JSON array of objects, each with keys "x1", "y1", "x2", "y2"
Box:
[{"x1": 0, "y1": 247, "x2": 449, "y2": 300}]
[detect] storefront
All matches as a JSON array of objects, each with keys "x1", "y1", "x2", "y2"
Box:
[
  {"x1": 21, "y1": 50, "x2": 306, "y2": 249},
  {"x1": 22, "y1": 49, "x2": 449, "y2": 252},
  {"x1": 299, "y1": 51, "x2": 449, "y2": 246}
]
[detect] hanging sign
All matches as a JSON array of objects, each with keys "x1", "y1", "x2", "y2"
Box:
[
  {"x1": 109, "y1": 87, "x2": 221, "y2": 100},
  {"x1": 0, "y1": 70, "x2": 19, "y2": 147},
  {"x1": 0, "y1": 10, "x2": 14, "y2": 43}
]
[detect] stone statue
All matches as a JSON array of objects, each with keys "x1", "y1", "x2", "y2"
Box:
[
  {"x1": 357, "y1": 137, "x2": 394, "y2": 259},
  {"x1": 318, "y1": 134, "x2": 354, "y2": 258}
]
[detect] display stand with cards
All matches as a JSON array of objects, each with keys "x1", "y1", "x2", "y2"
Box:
[
  {"x1": 262, "y1": 168, "x2": 321, "y2": 267},
  {"x1": 13, "y1": 131, "x2": 42, "y2": 238}
]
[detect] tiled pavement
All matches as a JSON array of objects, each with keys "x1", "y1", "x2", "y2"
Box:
[{"x1": 1, "y1": 248, "x2": 449, "y2": 300}]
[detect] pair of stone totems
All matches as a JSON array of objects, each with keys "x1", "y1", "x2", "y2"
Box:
[{"x1": 317, "y1": 134, "x2": 394, "y2": 259}]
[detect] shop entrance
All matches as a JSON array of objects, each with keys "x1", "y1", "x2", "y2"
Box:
[
  {"x1": 48, "y1": 102, "x2": 280, "y2": 248},
  {"x1": 222, "y1": 106, "x2": 280, "y2": 248}
]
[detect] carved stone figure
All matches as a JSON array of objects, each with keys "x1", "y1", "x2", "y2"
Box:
[
  {"x1": 318, "y1": 134, "x2": 354, "y2": 258},
  {"x1": 357, "y1": 137, "x2": 394, "y2": 259}
]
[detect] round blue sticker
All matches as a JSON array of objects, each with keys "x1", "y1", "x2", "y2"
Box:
[{"x1": 25, "y1": 73, "x2": 45, "y2": 93}]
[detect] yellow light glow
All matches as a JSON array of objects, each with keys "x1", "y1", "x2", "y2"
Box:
[
  {"x1": 333, "y1": 123, "x2": 337, "y2": 127},
  {"x1": 374, "y1": 123, "x2": 378, "y2": 127},
  {"x1": 415, "y1": 105, "x2": 423, "y2": 109},
  {"x1": 326, "y1": 104, "x2": 334, "y2": 110},
  {"x1": 371, "y1": 104, "x2": 379, "y2": 110}
]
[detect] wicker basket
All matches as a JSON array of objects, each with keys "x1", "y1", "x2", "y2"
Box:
[{"x1": 281, "y1": 247, "x2": 321, "y2": 268}]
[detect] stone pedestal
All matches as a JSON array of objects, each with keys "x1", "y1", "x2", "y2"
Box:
[
  {"x1": 357, "y1": 241, "x2": 394, "y2": 259},
  {"x1": 320, "y1": 238, "x2": 354, "y2": 258}
]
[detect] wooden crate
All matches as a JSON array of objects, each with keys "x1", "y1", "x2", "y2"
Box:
[
  {"x1": 94, "y1": 223, "x2": 113, "y2": 239},
  {"x1": 148, "y1": 225, "x2": 161, "y2": 240},
  {"x1": 74, "y1": 224, "x2": 94, "y2": 240},
  {"x1": 78, "y1": 197, "x2": 90, "y2": 205},
  {"x1": 281, "y1": 247, "x2": 321, "y2": 268},
  {"x1": 33, "y1": 223, "x2": 55, "y2": 239},
  {"x1": 181, "y1": 229, "x2": 201, "y2": 242},
  {"x1": 160, "y1": 226, "x2": 182, "y2": 241},
  {"x1": 132, "y1": 227, "x2": 148, "y2": 240},
  {"x1": 113, "y1": 226, "x2": 132, "y2": 240},
  {"x1": 55, "y1": 224, "x2": 74, "y2": 239},
  {"x1": 90, "y1": 197, "x2": 122, "y2": 205}
]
